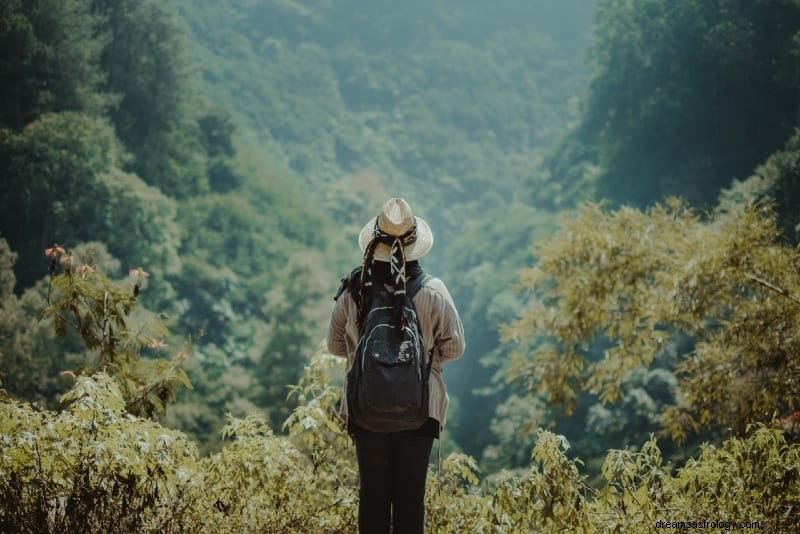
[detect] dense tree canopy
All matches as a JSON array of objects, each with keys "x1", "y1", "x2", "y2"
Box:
[
  {"x1": 0, "y1": 0, "x2": 349, "y2": 451},
  {"x1": 0, "y1": 112, "x2": 182, "y2": 290},
  {"x1": 553, "y1": 0, "x2": 800, "y2": 207},
  {"x1": 0, "y1": 0, "x2": 111, "y2": 129}
]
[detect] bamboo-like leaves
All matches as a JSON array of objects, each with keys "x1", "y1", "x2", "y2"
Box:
[{"x1": 504, "y1": 200, "x2": 800, "y2": 439}]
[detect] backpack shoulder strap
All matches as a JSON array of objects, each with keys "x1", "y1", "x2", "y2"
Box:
[
  {"x1": 333, "y1": 266, "x2": 362, "y2": 301},
  {"x1": 336, "y1": 268, "x2": 430, "y2": 302},
  {"x1": 406, "y1": 273, "x2": 432, "y2": 300}
]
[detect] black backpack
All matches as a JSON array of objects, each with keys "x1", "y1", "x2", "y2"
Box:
[{"x1": 337, "y1": 267, "x2": 432, "y2": 433}]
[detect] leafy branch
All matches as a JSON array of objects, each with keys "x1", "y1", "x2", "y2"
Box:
[
  {"x1": 744, "y1": 272, "x2": 800, "y2": 307},
  {"x1": 39, "y1": 244, "x2": 189, "y2": 418}
]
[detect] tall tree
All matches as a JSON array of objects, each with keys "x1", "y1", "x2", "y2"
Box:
[
  {"x1": 573, "y1": 0, "x2": 800, "y2": 206},
  {"x1": 0, "y1": 0, "x2": 111, "y2": 129},
  {"x1": 92, "y1": 0, "x2": 207, "y2": 198}
]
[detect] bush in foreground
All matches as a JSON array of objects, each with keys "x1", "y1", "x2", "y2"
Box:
[{"x1": 2, "y1": 353, "x2": 799, "y2": 533}]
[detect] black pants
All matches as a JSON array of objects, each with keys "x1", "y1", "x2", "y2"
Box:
[{"x1": 352, "y1": 420, "x2": 437, "y2": 534}]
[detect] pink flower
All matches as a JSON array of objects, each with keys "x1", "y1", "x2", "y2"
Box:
[
  {"x1": 75, "y1": 264, "x2": 95, "y2": 275},
  {"x1": 59, "y1": 254, "x2": 73, "y2": 265},
  {"x1": 129, "y1": 268, "x2": 150, "y2": 278},
  {"x1": 45, "y1": 246, "x2": 65, "y2": 258},
  {"x1": 148, "y1": 339, "x2": 168, "y2": 350}
]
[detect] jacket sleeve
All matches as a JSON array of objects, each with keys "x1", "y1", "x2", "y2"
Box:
[
  {"x1": 326, "y1": 292, "x2": 349, "y2": 357},
  {"x1": 430, "y1": 280, "x2": 465, "y2": 364}
]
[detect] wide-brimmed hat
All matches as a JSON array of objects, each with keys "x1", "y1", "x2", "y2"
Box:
[{"x1": 358, "y1": 198, "x2": 433, "y2": 261}]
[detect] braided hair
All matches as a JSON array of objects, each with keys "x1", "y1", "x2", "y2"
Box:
[{"x1": 357, "y1": 218, "x2": 418, "y2": 331}]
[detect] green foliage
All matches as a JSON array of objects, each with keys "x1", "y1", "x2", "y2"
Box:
[
  {"x1": 594, "y1": 427, "x2": 800, "y2": 531},
  {"x1": 93, "y1": 0, "x2": 207, "y2": 198},
  {"x1": 41, "y1": 245, "x2": 190, "y2": 419},
  {"x1": 283, "y1": 351, "x2": 355, "y2": 479},
  {"x1": 426, "y1": 453, "x2": 491, "y2": 532},
  {"x1": 675, "y1": 426, "x2": 800, "y2": 524},
  {"x1": 0, "y1": 112, "x2": 182, "y2": 290},
  {"x1": 198, "y1": 107, "x2": 242, "y2": 193},
  {"x1": 1, "y1": 0, "x2": 599, "y2": 464},
  {"x1": 169, "y1": 156, "x2": 348, "y2": 434},
  {"x1": 0, "y1": 0, "x2": 111, "y2": 129},
  {"x1": 0, "y1": 373, "x2": 200, "y2": 534},
  {"x1": 566, "y1": 0, "x2": 800, "y2": 206},
  {"x1": 0, "y1": 0, "x2": 343, "y2": 448},
  {"x1": 0, "y1": 239, "x2": 67, "y2": 406},
  {"x1": 583, "y1": 368, "x2": 678, "y2": 457},
  {"x1": 491, "y1": 430, "x2": 590, "y2": 530},
  {"x1": 256, "y1": 250, "x2": 333, "y2": 426},
  {"x1": 769, "y1": 131, "x2": 800, "y2": 241},
  {"x1": 441, "y1": 204, "x2": 558, "y2": 459},
  {"x1": 195, "y1": 412, "x2": 356, "y2": 533},
  {"x1": 480, "y1": 393, "x2": 545, "y2": 474},
  {"x1": 174, "y1": 0, "x2": 595, "y2": 233},
  {"x1": 504, "y1": 199, "x2": 800, "y2": 441},
  {"x1": 722, "y1": 129, "x2": 800, "y2": 244},
  {"x1": 3, "y1": 346, "x2": 800, "y2": 532}
]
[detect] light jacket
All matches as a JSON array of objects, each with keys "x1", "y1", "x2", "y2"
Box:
[{"x1": 326, "y1": 276, "x2": 465, "y2": 431}]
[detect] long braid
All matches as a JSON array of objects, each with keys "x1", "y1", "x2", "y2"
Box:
[
  {"x1": 357, "y1": 238, "x2": 379, "y2": 327},
  {"x1": 390, "y1": 237, "x2": 409, "y2": 331},
  {"x1": 358, "y1": 218, "x2": 418, "y2": 330}
]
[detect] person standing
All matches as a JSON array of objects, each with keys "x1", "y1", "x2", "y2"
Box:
[{"x1": 327, "y1": 198, "x2": 465, "y2": 533}]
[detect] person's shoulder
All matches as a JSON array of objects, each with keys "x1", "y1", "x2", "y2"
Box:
[
  {"x1": 418, "y1": 276, "x2": 452, "y2": 300},
  {"x1": 421, "y1": 275, "x2": 445, "y2": 290}
]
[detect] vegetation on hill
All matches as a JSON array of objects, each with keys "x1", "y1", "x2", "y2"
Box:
[
  {"x1": 2, "y1": 0, "x2": 800, "y2": 530},
  {"x1": 0, "y1": 0, "x2": 351, "y2": 451}
]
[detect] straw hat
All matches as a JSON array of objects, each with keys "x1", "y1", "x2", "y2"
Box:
[{"x1": 358, "y1": 198, "x2": 433, "y2": 261}]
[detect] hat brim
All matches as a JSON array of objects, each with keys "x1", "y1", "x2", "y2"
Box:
[{"x1": 358, "y1": 216, "x2": 433, "y2": 261}]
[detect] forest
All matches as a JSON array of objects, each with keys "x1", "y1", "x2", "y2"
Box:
[{"x1": 1, "y1": 0, "x2": 799, "y2": 531}]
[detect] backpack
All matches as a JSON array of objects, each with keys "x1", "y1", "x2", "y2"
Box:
[{"x1": 337, "y1": 267, "x2": 433, "y2": 433}]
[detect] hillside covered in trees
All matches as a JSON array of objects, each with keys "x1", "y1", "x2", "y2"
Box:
[
  {"x1": 171, "y1": 0, "x2": 600, "y2": 459},
  {"x1": 2, "y1": 0, "x2": 800, "y2": 531}
]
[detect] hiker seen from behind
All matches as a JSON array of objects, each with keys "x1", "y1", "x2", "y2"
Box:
[{"x1": 327, "y1": 197, "x2": 465, "y2": 534}]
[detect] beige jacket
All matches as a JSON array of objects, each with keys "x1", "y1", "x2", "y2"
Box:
[{"x1": 326, "y1": 276, "x2": 465, "y2": 431}]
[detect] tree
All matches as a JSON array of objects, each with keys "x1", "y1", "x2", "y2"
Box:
[
  {"x1": 569, "y1": 0, "x2": 800, "y2": 206},
  {"x1": 0, "y1": 112, "x2": 181, "y2": 290},
  {"x1": 40, "y1": 244, "x2": 190, "y2": 418},
  {"x1": 198, "y1": 107, "x2": 243, "y2": 193},
  {"x1": 0, "y1": 0, "x2": 111, "y2": 129},
  {"x1": 92, "y1": 0, "x2": 207, "y2": 198},
  {"x1": 257, "y1": 249, "x2": 331, "y2": 428},
  {"x1": 2, "y1": 336, "x2": 799, "y2": 531},
  {"x1": 439, "y1": 204, "x2": 557, "y2": 459},
  {"x1": 503, "y1": 199, "x2": 800, "y2": 441},
  {"x1": 721, "y1": 129, "x2": 800, "y2": 243}
]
